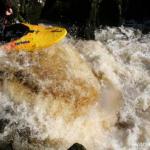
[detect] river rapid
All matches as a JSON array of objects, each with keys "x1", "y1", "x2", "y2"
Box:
[{"x1": 0, "y1": 26, "x2": 150, "y2": 150}]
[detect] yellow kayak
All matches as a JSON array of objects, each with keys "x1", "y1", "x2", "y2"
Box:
[{"x1": 2, "y1": 23, "x2": 67, "y2": 52}]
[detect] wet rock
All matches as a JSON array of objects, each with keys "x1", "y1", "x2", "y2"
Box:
[{"x1": 68, "y1": 143, "x2": 86, "y2": 150}]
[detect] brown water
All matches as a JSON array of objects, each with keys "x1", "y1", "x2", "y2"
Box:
[{"x1": 0, "y1": 26, "x2": 150, "y2": 150}]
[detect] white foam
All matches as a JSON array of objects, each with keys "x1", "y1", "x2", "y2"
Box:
[{"x1": 0, "y1": 26, "x2": 150, "y2": 149}]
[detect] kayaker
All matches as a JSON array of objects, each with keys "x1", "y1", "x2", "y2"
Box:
[{"x1": 0, "y1": 0, "x2": 13, "y2": 41}]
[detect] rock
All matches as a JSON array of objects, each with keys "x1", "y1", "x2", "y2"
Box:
[
  {"x1": 68, "y1": 143, "x2": 86, "y2": 150},
  {"x1": 1, "y1": 43, "x2": 100, "y2": 120}
]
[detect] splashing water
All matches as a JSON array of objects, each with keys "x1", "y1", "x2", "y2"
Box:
[{"x1": 0, "y1": 26, "x2": 150, "y2": 150}]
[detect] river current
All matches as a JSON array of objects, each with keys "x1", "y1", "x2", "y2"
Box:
[{"x1": 0, "y1": 26, "x2": 150, "y2": 150}]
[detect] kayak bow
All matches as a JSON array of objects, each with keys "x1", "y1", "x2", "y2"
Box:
[{"x1": 1, "y1": 23, "x2": 67, "y2": 51}]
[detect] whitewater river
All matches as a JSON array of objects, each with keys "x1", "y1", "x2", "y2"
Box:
[{"x1": 0, "y1": 26, "x2": 150, "y2": 150}]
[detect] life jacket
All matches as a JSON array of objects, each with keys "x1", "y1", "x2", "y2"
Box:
[{"x1": 1, "y1": 23, "x2": 30, "y2": 44}]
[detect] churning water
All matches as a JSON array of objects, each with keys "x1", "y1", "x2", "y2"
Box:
[{"x1": 0, "y1": 26, "x2": 150, "y2": 150}]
